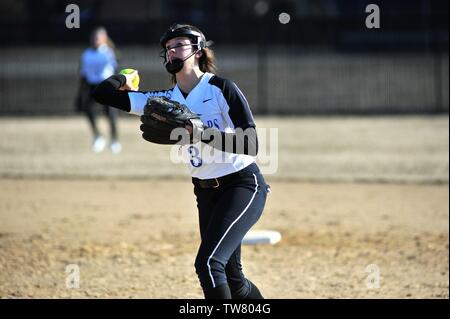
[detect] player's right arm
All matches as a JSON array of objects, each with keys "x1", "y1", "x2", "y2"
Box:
[
  {"x1": 92, "y1": 74, "x2": 135, "y2": 112},
  {"x1": 93, "y1": 74, "x2": 170, "y2": 115}
]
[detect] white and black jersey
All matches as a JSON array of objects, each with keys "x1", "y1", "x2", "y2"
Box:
[
  {"x1": 93, "y1": 72, "x2": 258, "y2": 179},
  {"x1": 93, "y1": 61, "x2": 269, "y2": 300}
]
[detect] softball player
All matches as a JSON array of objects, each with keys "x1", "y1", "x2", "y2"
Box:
[
  {"x1": 77, "y1": 27, "x2": 121, "y2": 154},
  {"x1": 93, "y1": 24, "x2": 270, "y2": 299}
]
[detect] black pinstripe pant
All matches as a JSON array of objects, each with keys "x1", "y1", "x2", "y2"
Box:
[{"x1": 192, "y1": 163, "x2": 270, "y2": 299}]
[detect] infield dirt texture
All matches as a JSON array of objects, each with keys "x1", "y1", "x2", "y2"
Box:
[{"x1": 0, "y1": 115, "x2": 448, "y2": 298}]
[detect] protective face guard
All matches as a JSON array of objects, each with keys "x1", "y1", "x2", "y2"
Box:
[
  {"x1": 159, "y1": 43, "x2": 199, "y2": 63},
  {"x1": 159, "y1": 25, "x2": 214, "y2": 62}
]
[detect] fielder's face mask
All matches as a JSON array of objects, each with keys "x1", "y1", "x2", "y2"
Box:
[{"x1": 159, "y1": 25, "x2": 214, "y2": 74}]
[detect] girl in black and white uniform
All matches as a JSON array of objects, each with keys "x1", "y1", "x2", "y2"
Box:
[{"x1": 93, "y1": 24, "x2": 270, "y2": 299}]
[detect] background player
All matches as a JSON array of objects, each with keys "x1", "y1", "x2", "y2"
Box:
[
  {"x1": 93, "y1": 23, "x2": 271, "y2": 299},
  {"x1": 76, "y1": 26, "x2": 122, "y2": 154}
]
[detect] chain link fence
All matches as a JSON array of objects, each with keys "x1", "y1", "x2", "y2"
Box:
[{"x1": 0, "y1": 46, "x2": 447, "y2": 115}]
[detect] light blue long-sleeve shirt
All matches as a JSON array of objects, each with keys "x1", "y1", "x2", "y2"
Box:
[{"x1": 80, "y1": 44, "x2": 117, "y2": 85}]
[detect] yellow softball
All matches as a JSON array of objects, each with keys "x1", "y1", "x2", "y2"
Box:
[{"x1": 119, "y1": 68, "x2": 140, "y2": 90}]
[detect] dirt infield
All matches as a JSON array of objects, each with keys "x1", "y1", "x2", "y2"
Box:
[
  {"x1": 0, "y1": 179, "x2": 448, "y2": 298},
  {"x1": 0, "y1": 116, "x2": 448, "y2": 298},
  {"x1": 0, "y1": 115, "x2": 448, "y2": 183}
]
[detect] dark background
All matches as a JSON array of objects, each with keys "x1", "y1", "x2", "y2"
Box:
[{"x1": 0, "y1": 0, "x2": 448, "y2": 115}]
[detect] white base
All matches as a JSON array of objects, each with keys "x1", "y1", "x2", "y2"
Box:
[{"x1": 242, "y1": 230, "x2": 282, "y2": 245}]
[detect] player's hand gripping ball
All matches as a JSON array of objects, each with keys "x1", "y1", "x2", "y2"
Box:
[{"x1": 119, "y1": 68, "x2": 140, "y2": 91}]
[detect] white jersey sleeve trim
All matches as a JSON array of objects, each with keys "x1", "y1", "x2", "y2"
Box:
[{"x1": 128, "y1": 92, "x2": 149, "y2": 115}]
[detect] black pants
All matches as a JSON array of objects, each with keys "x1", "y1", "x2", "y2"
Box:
[
  {"x1": 192, "y1": 163, "x2": 270, "y2": 299},
  {"x1": 78, "y1": 83, "x2": 118, "y2": 140}
]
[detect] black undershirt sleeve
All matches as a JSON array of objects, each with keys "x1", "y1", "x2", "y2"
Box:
[
  {"x1": 202, "y1": 76, "x2": 258, "y2": 156},
  {"x1": 200, "y1": 128, "x2": 258, "y2": 156},
  {"x1": 92, "y1": 74, "x2": 131, "y2": 112},
  {"x1": 94, "y1": 74, "x2": 258, "y2": 155}
]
